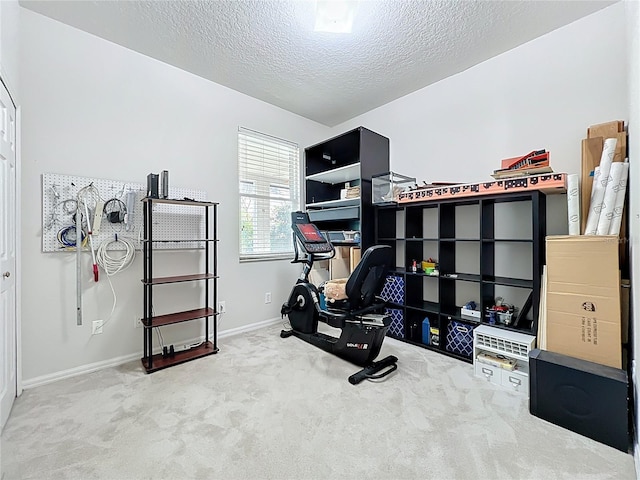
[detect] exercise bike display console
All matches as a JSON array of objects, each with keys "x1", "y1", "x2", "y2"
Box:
[
  {"x1": 293, "y1": 223, "x2": 333, "y2": 253},
  {"x1": 281, "y1": 211, "x2": 398, "y2": 385}
]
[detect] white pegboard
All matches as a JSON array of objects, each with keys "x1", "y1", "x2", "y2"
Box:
[{"x1": 42, "y1": 172, "x2": 208, "y2": 252}]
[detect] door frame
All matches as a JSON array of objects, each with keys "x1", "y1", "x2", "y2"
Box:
[{"x1": 0, "y1": 71, "x2": 22, "y2": 402}]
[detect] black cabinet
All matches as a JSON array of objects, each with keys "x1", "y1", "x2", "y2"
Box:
[
  {"x1": 376, "y1": 190, "x2": 547, "y2": 363},
  {"x1": 305, "y1": 127, "x2": 389, "y2": 251},
  {"x1": 141, "y1": 198, "x2": 219, "y2": 373}
]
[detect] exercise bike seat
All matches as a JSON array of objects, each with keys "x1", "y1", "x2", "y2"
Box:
[{"x1": 320, "y1": 245, "x2": 392, "y2": 329}]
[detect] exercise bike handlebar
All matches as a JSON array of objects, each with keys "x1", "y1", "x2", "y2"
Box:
[{"x1": 291, "y1": 231, "x2": 335, "y2": 265}]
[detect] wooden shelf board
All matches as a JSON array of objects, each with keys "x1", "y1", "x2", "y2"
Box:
[
  {"x1": 142, "y1": 198, "x2": 218, "y2": 207},
  {"x1": 143, "y1": 307, "x2": 214, "y2": 327},
  {"x1": 142, "y1": 341, "x2": 217, "y2": 373},
  {"x1": 142, "y1": 239, "x2": 218, "y2": 243}
]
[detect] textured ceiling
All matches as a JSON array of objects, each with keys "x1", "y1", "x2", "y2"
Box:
[{"x1": 20, "y1": 0, "x2": 615, "y2": 126}]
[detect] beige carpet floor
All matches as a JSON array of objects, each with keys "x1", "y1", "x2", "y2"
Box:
[{"x1": 1, "y1": 322, "x2": 636, "y2": 479}]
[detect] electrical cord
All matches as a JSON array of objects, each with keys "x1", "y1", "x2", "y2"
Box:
[
  {"x1": 96, "y1": 237, "x2": 136, "y2": 276},
  {"x1": 156, "y1": 324, "x2": 165, "y2": 350},
  {"x1": 57, "y1": 225, "x2": 87, "y2": 249},
  {"x1": 96, "y1": 236, "x2": 136, "y2": 328}
]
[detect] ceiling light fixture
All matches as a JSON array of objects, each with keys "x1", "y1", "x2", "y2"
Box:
[{"x1": 314, "y1": 0, "x2": 358, "y2": 34}]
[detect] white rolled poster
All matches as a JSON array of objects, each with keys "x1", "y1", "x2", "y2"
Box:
[
  {"x1": 584, "y1": 137, "x2": 617, "y2": 235},
  {"x1": 596, "y1": 161, "x2": 625, "y2": 235},
  {"x1": 608, "y1": 161, "x2": 629, "y2": 236},
  {"x1": 566, "y1": 174, "x2": 580, "y2": 235}
]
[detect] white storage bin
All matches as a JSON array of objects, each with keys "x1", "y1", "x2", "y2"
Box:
[
  {"x1": 501, "y1": 369, "x2": 528, "y2": 395},
  {"x1": 475, "y1": 362, "x2": 501, "y2": 386},
  {"x1": 473, "y1": 325, "x2": 536, "y2": 395}
]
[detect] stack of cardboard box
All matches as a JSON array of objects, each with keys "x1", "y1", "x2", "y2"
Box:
[
  {"x1": 541, "y1": 235, "x2": 622, "y2": 368},
  {"x1": 539, "y1": 121, "x2": 629, "y2": 370}
]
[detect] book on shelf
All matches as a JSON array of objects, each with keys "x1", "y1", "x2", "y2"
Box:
[{"x1": 491, "y1": 165, "x2": 553, "y2": 180}]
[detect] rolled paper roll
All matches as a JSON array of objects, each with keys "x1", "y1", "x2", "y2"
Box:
[
  {"x1": 596, "y1": 162, "x2": 624, "y2": 235},
  {"x1": 608, "y1": 161, "x2": 629, "y2": 236},
  {"x1": 584, "y1": 138, "x2": 617, "y2": 235},
  {"x1": 567, "y1": 174, "x2": 580, "y2": 235}
]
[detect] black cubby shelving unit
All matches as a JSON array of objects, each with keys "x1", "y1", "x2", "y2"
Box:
[{"x1": 376, "y1": 190, "x2": 547, "y2": 363}]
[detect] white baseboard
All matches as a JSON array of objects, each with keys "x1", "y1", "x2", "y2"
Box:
[
  {"x1": 218, "y1": 316, "x2": 282, "y2": 339},
  {"x1": 21, "y1": 352, "x2": 142, "y2": 389},
  {"x1": 21, "y1": 317, "x2": 282, "y2": 390}
]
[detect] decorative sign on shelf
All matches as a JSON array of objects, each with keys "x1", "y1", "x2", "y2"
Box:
[
  {"x1": 397, "y1": 173, "x2": 567, "y2": 204},
  {"x1": 41, "y1": 172, "x2": 207, "y2": 253}
]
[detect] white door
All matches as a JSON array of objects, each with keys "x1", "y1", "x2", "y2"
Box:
[{"x1": 0, "y1": 80, "x2": 17, "y2": 430}]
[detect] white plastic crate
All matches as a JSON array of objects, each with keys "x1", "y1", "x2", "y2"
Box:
[
  {"x1": 473, "y1": 325, "x2": 536, "y2": 395},
  {"x1": 473, "y1": 325, "x2": 535, "y2": 360}
]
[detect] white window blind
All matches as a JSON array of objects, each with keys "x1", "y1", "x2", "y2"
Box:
[{"x1": 238, "y1": 127, "x2": 300, "y2": 261}]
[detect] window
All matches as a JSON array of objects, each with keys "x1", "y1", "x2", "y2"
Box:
[{"x1": 238, "y1": 127, "x2": 300, "y2": 261}]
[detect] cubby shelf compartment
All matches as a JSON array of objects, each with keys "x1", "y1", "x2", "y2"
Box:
[
  {"x1": 406, "y1": 301, "x2": 439, "y2": 314},
  {"x1": 305, "y1": 163, "x2": 360, "y2": 184}
]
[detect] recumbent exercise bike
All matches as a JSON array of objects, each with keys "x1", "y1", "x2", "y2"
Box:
[{"x1": 280, "y1": 211, "x2": 398, "y2": 385}]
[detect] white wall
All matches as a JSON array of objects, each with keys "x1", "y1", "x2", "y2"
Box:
[
  {"x1": 334, "y1": 3, "x2": 627, "y2": 186},
  {"x1": 19, "y1": 9, "x2": 331, "y2": 382},
  {"x1": 0, "y1": 0, "x2": 20, "y2": 98},
  {"x1": 625, "y1": 0, "x2": 640, "y2": 472},
  {"x1": 17, "y1": 2, "x2": 633, "y2": 387},
  {"x1": 335, "y1": 0, "x2": 635, "y2": 459}
]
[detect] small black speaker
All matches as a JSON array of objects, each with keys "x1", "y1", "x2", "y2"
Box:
[
  {"x1": 529, "y1": 349, "x2": 629, "y2": 451},
  {"x1": 147, "y1": 173, "x2": 159, "y2": 198},
  {"x1": 160, "y1": 170, "x2": 169, "y2": 199}
]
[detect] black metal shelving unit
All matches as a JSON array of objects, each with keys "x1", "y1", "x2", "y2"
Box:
[
  {"x1": 375, "y1": 190, "x2": 547, "y2": 363},
  {"x1": 304, "y1": 127, "x2": 390, "y2": 252},
  {"x1": 141, "y1": 197, "x2": 219, "y2": 373}
]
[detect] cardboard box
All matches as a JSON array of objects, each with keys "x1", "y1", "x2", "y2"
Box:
[
  {"x1": 329, "y1": 246, "x2": 361, "y2": 280},
  {"x1": 545, "y1": 235, "x2": 621, "y2": 369},
  {"x1": 587, "y1": 120, "x2": 622, "y2": 139},
  {"x1": 580, "y1": 137, "x2": 604, "y2": 234},
  {"x1": 350, "y1": 247, "x2": 361, "y2": 271},
  {"x1": 310, "y1": 260, "x2": 329, "y2": 287},
  {"x1": 330, "y1": 257, "x2": 350, "y2": 280}
]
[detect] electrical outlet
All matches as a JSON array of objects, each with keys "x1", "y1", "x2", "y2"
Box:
[
  {"x1": 264, "y1": 292, "x2": 272, "y2": 304},
  {"x1": 218, "y1": 301, "x2": 226, "y2": 314},
  {"x1": 92, "y1": 320, "x2": 103, "y2": 335},
  {"x1": 134, "y1": 317, "x2": 143, "y2": 328}
]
